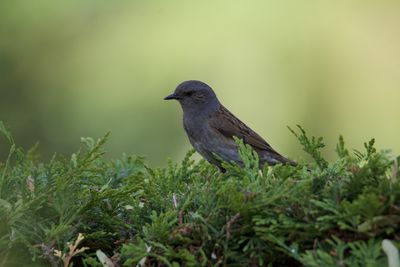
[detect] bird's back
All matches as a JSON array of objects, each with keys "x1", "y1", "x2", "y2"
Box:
[{"x1": 208, "y1": 105, "x2": 297, "y2": 167}]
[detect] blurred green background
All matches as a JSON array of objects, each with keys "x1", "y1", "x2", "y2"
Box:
[{"x1": 1, "y1": 0, "x2": 399, "y2": 166}]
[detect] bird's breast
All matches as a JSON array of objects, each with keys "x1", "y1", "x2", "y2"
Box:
[
  {"x1": 183, "y1": 115, "x2": 207, "y2": 146},
  {"x1": 183, "y1": 116, "x2": 241, "y2": 164}
]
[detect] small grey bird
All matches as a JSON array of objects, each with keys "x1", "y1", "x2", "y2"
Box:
[{"x1": 164, "y1": 80, "x2": 296, "y2": 171}]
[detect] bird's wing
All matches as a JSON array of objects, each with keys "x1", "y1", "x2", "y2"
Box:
[{"x1": 209, "y1": 105, "x2": 281, "y2": 155}]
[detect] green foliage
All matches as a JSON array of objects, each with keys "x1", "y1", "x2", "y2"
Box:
[{"x1": 0, "y1": 121, "x2": 399, "y2": 267}]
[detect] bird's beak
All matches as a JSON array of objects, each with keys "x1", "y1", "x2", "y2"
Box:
[{"x1": 164, "y1": 92, "x2": 180, "y2": 100}]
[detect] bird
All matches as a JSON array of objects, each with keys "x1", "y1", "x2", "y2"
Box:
[{"x1": 164, "y1": 80, "x2": 297, "y2": 172}]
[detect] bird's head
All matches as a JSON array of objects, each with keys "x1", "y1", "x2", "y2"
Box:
[{"x1": 164, "y1": 80, "x2": 219, "y2": 113}]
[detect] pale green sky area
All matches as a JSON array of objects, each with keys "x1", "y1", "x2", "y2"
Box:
[{"x1": 1, "y1": 1, "x2": 399, "y2": 165}]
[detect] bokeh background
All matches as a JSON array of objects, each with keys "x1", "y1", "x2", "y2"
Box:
[{"x1": 1, "y1": 0, "x2": 399, "y2": 166}]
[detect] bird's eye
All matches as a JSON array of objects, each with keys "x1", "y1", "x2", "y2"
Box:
[{"x1": 186, "y1": 91, "x2": 194, "y2": 97}]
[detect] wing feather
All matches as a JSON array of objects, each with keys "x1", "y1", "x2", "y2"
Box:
[
  {"x1": 209, "y1": 106, "x2": 278, "y2": 154},
  {"x1": 208, "y1": 105, "x2": 297, "y2": 166}
]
